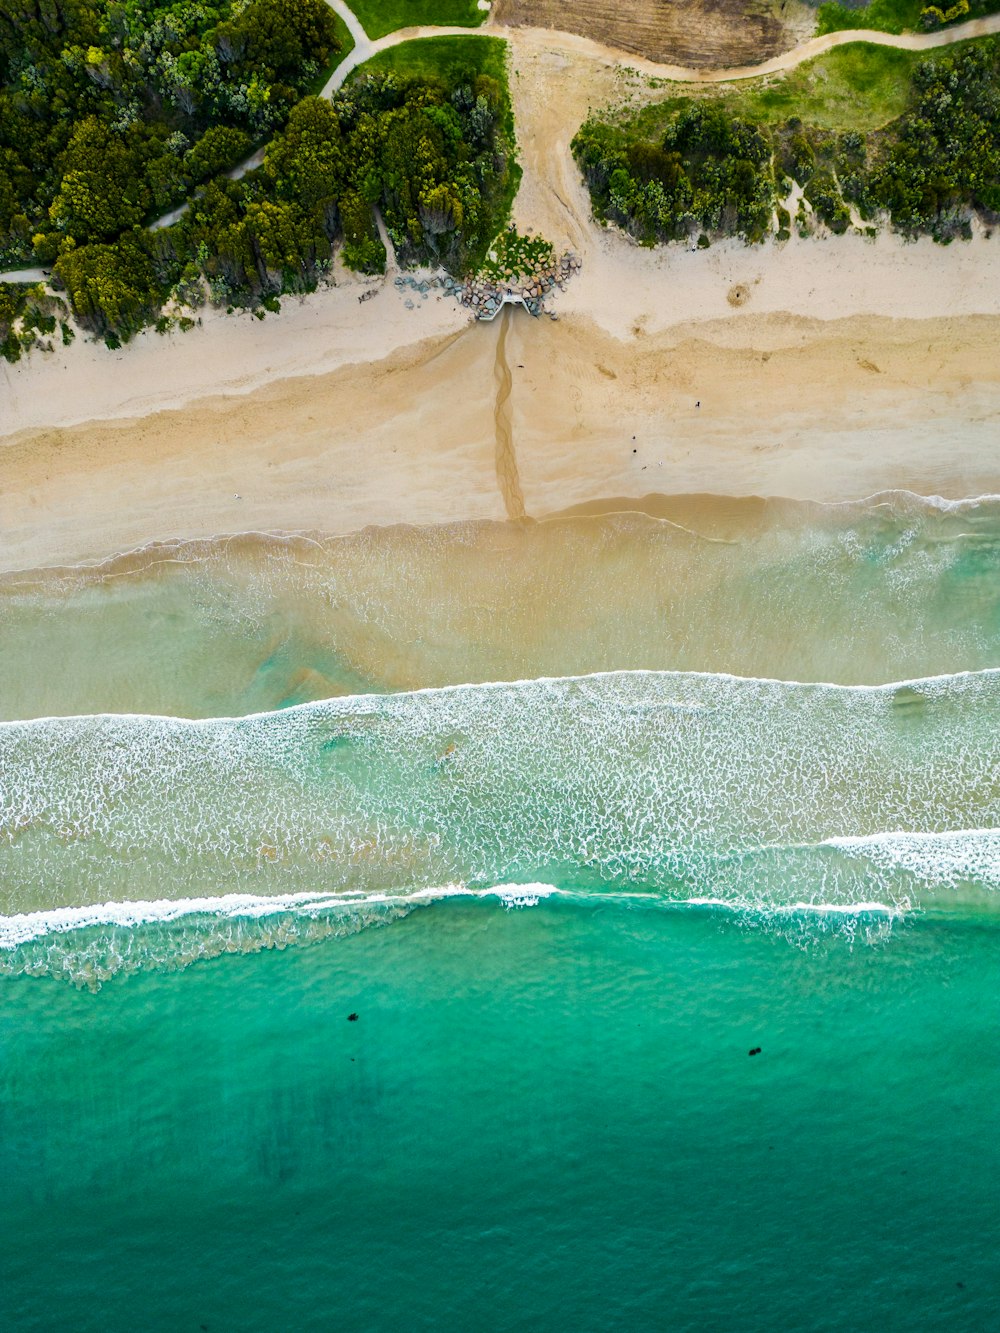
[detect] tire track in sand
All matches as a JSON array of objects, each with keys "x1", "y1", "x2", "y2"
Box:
[{"x1": 493, "y1": 307, "x2": 526, "y2": 520}]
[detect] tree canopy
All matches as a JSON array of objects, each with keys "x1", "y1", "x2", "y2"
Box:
[{"x1": 1, "y1": 21, "x2": 517, "y2": 350}]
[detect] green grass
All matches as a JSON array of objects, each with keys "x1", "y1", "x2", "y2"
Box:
[
  {"x1": 639, "y1": 39, "x2": 965, "y2": 135},
  {"x1": 734, "y1": 42, "x2": 924, "y2": 129},
  {"x1": 351, "y1": 32, "x2": 505, "y2": 83},
  {"x1": 816, "y1": 0, "x2": 1000, "y2": 35},
  {"x1": 349, "y1": 0, "x2": 487, "y2": 41},
  {"x1": 816, "y1": 0, "x2": 923, "y2": 35}
]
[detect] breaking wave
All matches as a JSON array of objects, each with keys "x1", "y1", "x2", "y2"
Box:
[
  {"x1": 1, "y1": 667, "x2": 998, "y2": 984},
  {"x1": 0, "y1": 882, "x2": 909, "y2": 989}
]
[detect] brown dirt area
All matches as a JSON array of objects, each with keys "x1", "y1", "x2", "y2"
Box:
[{"x1": 493, "y1": 0, "x2": 816, "y2": 70}]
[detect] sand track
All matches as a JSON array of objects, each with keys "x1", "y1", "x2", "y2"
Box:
[{"x1": 492, "y1": 307, "x2": 525, "y2": 519}]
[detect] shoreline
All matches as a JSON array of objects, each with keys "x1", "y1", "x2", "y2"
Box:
[
  {"x1": 7, "y1": 223, "x2": 1000, "y2": 435},
  {"x1": 4, "y1": 302, "x2": 1000, "y2": 571},
  {"x1": 7, "y1": 22, "x2": 1000, "y2": 575}
]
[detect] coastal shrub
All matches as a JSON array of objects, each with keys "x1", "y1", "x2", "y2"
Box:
[
  {"x1": 919, "y1": 0, "x2": 969, "y2": 27},
  {"x1": 805, "y1": 171, "x2": 852, "y2": 232},
  {"x1": 574, "y1": 101, "x2": 774, "y2": 244},
  {"x1": 572, "y1": 37, "x2": 1000, "y2": 246},
  {"x1": 1, "y1": 1, "x2": 516, "y2": 345}
]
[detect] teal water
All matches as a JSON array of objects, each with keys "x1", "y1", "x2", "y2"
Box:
[
  {"x1": 4, "y1": 898, "x2": 999, "y2": 1331},
  {"x1": 4, "y1": 494, "x2": 1000, "y2": 1327}
]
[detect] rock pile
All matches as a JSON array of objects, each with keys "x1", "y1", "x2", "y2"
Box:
[
  {"x1": 459, "y1": 251, "x2": 582, "y2": 320},
  {"x1": 392, "y1": 253, "x2": 582, "y2": 320}
]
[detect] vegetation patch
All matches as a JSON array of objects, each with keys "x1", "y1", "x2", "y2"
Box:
[
  {"x1": 573, "y1": 37, "x2": 1000, "y2": 245},
  {"x1": 349, "y1": 0, "x2": 488, "y2": 42},
  {"x1": 348, "y1": 37, "x2": 520, "y2": 269},
  {"x1": 816, "y1": 0, "x2": 1000, "y2": 35},
  {"x1": 0, "y1": 0, "x2": 345, "y2": 273},
  {"x1": 644, "y1": 43, "x2": 931, "y2": 135},
  {"x1": 478, "y1": 226, "x2": 554, "y2": 281},
  {"x1": 1, "y1": 15, "x2": 518, "y2": 345},
  {"x1": 0, "y1": 282, "x2": 67, "y2": 362},
  {"x1": 353, "y1": 34, "x2": 505, "y2": 85}
]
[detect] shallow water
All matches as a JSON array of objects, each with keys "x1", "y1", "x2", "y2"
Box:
[
  {"x1": 4, "y1": 490, "x2": 1000, "y2": 1327},
  {"x1": 4, "y1": 493, "x2": 1000, "y2": 718}
]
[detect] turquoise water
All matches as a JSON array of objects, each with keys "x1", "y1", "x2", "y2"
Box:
[
  {"x1": 4, "y1": 495, "x2": 1000, "y2": 1327},
  {"x1": 4, "y1": 899, "x2": 999, "y2": 1330}
]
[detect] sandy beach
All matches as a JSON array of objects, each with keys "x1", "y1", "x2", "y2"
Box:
[{"x1": 4, "y1": 29, "x2": 1000, "y2": 572}]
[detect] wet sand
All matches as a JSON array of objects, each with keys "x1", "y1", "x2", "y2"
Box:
[{"x1": 3, "y1": 306, "x2": 1000, "y2": 572}]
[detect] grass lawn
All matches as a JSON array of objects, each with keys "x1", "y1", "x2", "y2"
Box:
[
  {"x1": 816, "y1": 0, "x2": 1000, "y2": 35},
  {"x1": 352, "y1": 33, "x2": 506, "y2": 83},
  {"x1": 349, "y1": 0, "x2": 487, "y2": 41},
  {"x1": 733, "y1": 42, "x2": 923, "y2": 129},
  {"x1": 636, "y1": 38, "x2": 991, "y2": 135}
]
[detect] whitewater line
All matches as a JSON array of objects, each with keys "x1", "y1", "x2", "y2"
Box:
[
  {"x1": 2, "y1": 666, "x2": 999, "y2": 731},
  {"x1": 0, "y1": 882, "x2": 909, "y2": 948}
]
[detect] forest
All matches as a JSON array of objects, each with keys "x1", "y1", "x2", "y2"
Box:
[
  {"x1": 0, "y1": 1, "x2": 516, "y2": 351},
  {"x1": 571, "y1": 38, "x2": 1000, "y2": 248}
]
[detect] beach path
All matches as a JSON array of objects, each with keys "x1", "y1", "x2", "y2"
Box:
[{"x1": 326, "y1": 7, "x2": 1000, "y2": 92}]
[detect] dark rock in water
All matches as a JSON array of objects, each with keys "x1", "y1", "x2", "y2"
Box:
[
  {"x1": 348, "y1": 1012, "x2": 359, "y2": 1022},
  {"x1": 748, "y1": 1046, "x2": 761, "y2": 1056}
]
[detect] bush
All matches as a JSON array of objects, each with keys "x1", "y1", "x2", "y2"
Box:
[{"x1": 573, "y1": 39, "x2": 1000, "y2": 248}]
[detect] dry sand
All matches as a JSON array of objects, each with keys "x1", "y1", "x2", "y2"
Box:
[{"x1": 3, "y1": 31, "x2": 1000, "y2": 572}]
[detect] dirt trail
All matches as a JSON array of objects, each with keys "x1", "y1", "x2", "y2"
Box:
[
  {"x1": 332, "y1": 10, "x2": 1000, "y2": 91},
  {"x1": 492, "y1": 307, "x2": 525, "y2": 520}
]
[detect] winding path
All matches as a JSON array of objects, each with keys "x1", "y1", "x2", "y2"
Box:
[
  {"x1": 5, "y1": 5, "x2": 1000, "y2": 280},
  {"x1": 0, "y1": 266, "x2": 48, "y2": 284},
  {"x1": 327, "y1": 8, "x2": 1000, "y2": 94}
]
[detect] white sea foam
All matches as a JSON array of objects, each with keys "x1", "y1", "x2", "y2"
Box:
[
  {"x1": 0, "y1": 883, "x2": 562, "y2": 948},
  {"x1": 0, "y1": 881, "x2": 909, "y2": 952},
  {"x1": 824, "y1": 828, "x2": 1000, "y2": 888},
  {"x1": 1, "y1": 669, "x2": 997, "y2": 943}
]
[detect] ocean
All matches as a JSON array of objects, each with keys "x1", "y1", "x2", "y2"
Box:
[{"x1": 3, "y1": 494, "x2": 999, "y2": 1329}]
